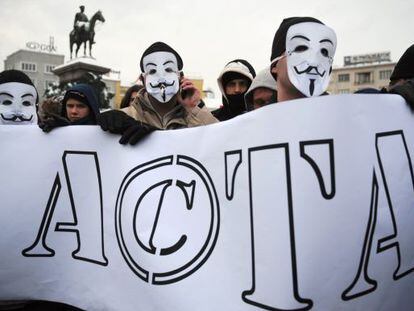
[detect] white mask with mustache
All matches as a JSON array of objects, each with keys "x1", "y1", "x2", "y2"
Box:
[
  {"x1": 142, "y1": 51, "x2": 180, "y2": 103},
  {"x1": 0, "y1": 82, "x2": 37, "y2": 125},
  {"x1": 286, "y1": 22, "x2": 337, "y2": 97}
]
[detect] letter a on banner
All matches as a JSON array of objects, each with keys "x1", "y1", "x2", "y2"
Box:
[
  {"x1": 242, "y1": 144, "x2": 312, "y2": 311},
  {"x1": 23, "y1": 151, "x2": 108, "y2": 266},
  {"x1": 343, "y1": 130, "x2": 414, "y2": 300}
]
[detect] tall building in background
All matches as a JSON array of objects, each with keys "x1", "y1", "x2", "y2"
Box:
[
  {"x1": 328, "y1": 52, "x2": 396, "y2": 94},
  {"x1": 4, "y1": 38, "x2": 64, "y2": 99}
]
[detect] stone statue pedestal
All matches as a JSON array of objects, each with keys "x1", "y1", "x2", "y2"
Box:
[{"x1": 53, "y1": 56, "x2": 110, "y2": 84}]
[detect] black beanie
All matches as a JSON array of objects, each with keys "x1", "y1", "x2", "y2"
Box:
[
  {"x1": 0, "y1": 69, "x2": 38, "y2": 103},
  {"x1": 222, "y1": 72, "x2": 251, "y2": 89},
  {"x1": 140, "y1": 42, "x2": 183, "y2": 72},
  {"x1": 0, "y1": 69, "x2": 35, "y2": 87},
  {"x1": 390, "y1": 44, "x2": 414, "y2": 81},
  {"x1": 65, "y1": 90, "x2": 89, "y2": 106},
  {"x1": 270, "y1": 17, "x2": 324, "y2": 62}
]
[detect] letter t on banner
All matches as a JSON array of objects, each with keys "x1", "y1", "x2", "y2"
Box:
[{"x1": 242, "y1": 144, "x2": 312, "y2": 311}]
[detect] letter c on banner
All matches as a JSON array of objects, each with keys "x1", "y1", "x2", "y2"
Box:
[{"x1": 115, "y1": 155, "x2": 220, "y2": 285}]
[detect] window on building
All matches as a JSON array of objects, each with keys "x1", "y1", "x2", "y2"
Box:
[
  {"x1": 21, "y1": 62, "x2": 37, "y2": 72},
  {"x1": 355, "y1": 72, "x2": 372, "y2": 85},
  {"x1": 379, "y1": 70, "x2": 392, "y2": 80},
  {"x1": 338, "y1": 74, "x2": 350, "y2": 82},
  {"x1": 44, "y1": 64, "x2": 56, "y2": 74},
  {"x1": 338, "y1": 89, "x2": 350, "y2": 94}
]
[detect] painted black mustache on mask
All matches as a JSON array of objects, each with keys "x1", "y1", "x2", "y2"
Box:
[
  {"x1": 149, "y1": 80, "x2": 176, "y2": 89},
  {"x1": 294, "y1": 66, "x2": 326, "y2": 77},
  {"x1": 1, "y1": 113, "x2": 33, "y2": 122}
]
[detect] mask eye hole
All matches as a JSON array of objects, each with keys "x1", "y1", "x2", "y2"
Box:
[
  {"x1": 22, "y1": 101, "x2": 32, "y2": 107},
  {"x1": 148, "y1": 69, "x2": 156, "y2": 75},
  {"x1": 321, "y1": 48, "x2": 329, "y2": 57},
  {"x1": 294, "y1": 45, "x2": 308, "y2": 52},
  {"x1": 165, "y1": 67, "x2": 174, "y2": 73},
  {"x1": 2, "y1": 100, "x2": 12, "y2": 106}
]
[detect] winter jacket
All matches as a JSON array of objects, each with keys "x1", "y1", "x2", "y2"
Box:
[
  {"x1": 212, "y1": 59, "x2": 256, "y2": 121},
  {"x1": 122, "y1": 88, "x2": 217, "y2": 129},
  {"x1": 244, "y1": 66, "x2": 277, "y2": 111}
]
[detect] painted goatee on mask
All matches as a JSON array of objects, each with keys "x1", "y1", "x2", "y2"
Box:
[
  {"x1": 286, "y1": 22, "x2": 337, "y2": 97},
  {"x1": 0, "y1": 82, "x2": 38, "y2": 125},
  {"x1": 143, "y1": 51, "x2": 180, "y2": 103}
]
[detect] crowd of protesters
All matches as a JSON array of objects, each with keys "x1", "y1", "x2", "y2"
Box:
[
  {"x1": 0, "y1": 15, "x2": 414, "y2": 311},
  {"x1": 1, "y1": 16, "x2": 414, "y2": 147}
]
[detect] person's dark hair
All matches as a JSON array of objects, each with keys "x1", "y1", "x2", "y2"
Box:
[
  {"x1": 390, "y1": 44, "x2": 414, "y2": 83},
  {"x1": 120, "y1": 84, "x2": 143, "y2": 109}
]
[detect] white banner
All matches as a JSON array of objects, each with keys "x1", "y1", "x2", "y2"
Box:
[{"x1": 1, "y1": 94, "x2": 414, "y2": 311}]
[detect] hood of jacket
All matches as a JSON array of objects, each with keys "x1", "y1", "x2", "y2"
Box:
[
  {"x1": 61, "y1": 84, "x2": 100, "y2": 124},
  {"x1": 217, "y1": 59, "x2": 256, "y2": 102},
  {"x1": 244, "y1": 66, "x2": 277, "y2": 109}
]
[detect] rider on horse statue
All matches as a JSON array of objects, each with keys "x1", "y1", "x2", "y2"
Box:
[
  {"x1": 73, "y1": 5, "x2": 94, "y2": 44},
  {"x1": 70, "y1": 6, "x2": 104, "y2": 58}
]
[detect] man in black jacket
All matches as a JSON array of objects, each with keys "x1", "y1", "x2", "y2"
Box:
[
  {"x1": 212, "y1": 59, "x2": 256, "y2": 121},
  {"x1": 269, "y1": 16, "x2": 337, "y2": 102},
  {"x1": 40, "y1": 84, "x2": 100, "y2": 132}
]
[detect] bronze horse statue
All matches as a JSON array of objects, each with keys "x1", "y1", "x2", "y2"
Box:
[{"x1": 70, "y1": 10, "x2": 105, "y2": 59}]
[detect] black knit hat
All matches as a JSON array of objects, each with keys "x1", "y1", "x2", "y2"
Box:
[
  {"x1": 140, "y1": 42, "x2": 183, "y2": 72},
  {"x1": 270, "y1": 17, "x2": 324, "y2": 62},
  {"x1": 0, "y1": 69, "x2": 35, "y2": 87},
  {"x1": 222, "y1": 72, "x2": 251, "y2": 89},
  {"x1": 0, "y1": 69, "x2": 38, "y2": 103},
  {"x1": 390, "y1": 44, "x2": 414, "y2": 81}
]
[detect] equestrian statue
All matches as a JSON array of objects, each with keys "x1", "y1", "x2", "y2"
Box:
[{"x1": 70, "y1": 5, "x2": 105, "y2": 59}]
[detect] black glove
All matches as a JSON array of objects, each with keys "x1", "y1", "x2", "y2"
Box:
[
  {"x1": 119, "y1": 122, "x2": 157, "y2": 145},
  {"x1": 98, "y1": 110, "x2": 157, "y2": 145},
  {"x1": 38, "y1": 115, "x2": 70, "y2": 133},
  {"x1": 98, "y1": 110, "x2": 138, "y2": 134},
  {"x1": 388, "y1": 78, "x2": 414, "y2": 110}
]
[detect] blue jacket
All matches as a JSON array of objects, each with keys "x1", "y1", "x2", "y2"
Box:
[{"x1": 61, "y1": 83, "x2": 100, "y2": 125}]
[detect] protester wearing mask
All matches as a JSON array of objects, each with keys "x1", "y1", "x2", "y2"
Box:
[
  {"x1": 0, "y1": 70, "x2": 38, "y2": 125},
  {"x1": 98, "y1": 41, "x2": 217, "y2": 145},
  {"x1": 385, "y1": 44, "x2": 414, "y2": 108},
  {"x1": 270, "y1": 17, "x2": 337, "y2": 102},
  {"x1": 355, "y1": 44, "x2": 414, "y2": 109},
  {"x1": 0, "y1": 70, "x2": 83, "y2": 311},
  {"x1": 244, "y1": 66, "x2": 277, "y2": 111},
  {"x1": 212, "y1": 59, "x2": 256, "y2": 121}
]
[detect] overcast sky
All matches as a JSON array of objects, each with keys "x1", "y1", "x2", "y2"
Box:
[{"x1": 1, "y1": 0, "x2": 413, "y2": 97}]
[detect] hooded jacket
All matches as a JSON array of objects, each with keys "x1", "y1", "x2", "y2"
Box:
[
  {"x1": 212, "y1": 59, "x2": 256, "y2": 121},
  {"x1": 244, "y1": 67, "x2": 277, "y2": 111},
  {"x1": 122, "y1": 88, "x2": 217, "y2": 129},
  {"x1": 61, "y1": 84, "x2": 100, "y2": 125}
]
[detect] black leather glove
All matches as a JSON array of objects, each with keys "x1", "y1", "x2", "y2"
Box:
[
  {"x1": 98, "y1": 110, "x2": 138, "y2": 134},
  {"x1": 119, "y1": 122, "x2": 157, "y2": 145},
  {"x1": 388, "y1": 78, "x2": 414, "y2": 110},
  {"x1": 38, "y1": 115, "x2": 70, "y2": 133},
  {"x1": 98, "y1": 110, "x2": 157, "y2": 145}
]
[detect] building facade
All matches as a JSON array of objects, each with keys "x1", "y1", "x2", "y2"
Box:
[
  {"x1": 4, "y1": 49, "x2": 65, "y2": 99},
  {"x1": 328, "y1": 52, "x2": 396, "y2": 94}
]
